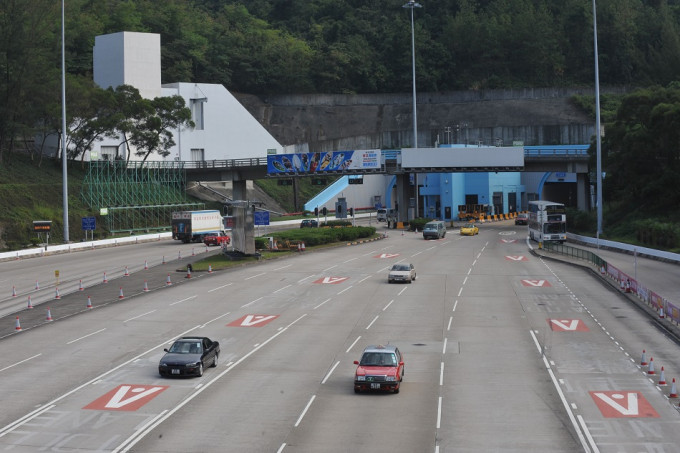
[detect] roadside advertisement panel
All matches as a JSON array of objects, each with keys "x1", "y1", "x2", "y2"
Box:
[{"x1": 267, "y1": 150, "x2": 380, "y2": 175}]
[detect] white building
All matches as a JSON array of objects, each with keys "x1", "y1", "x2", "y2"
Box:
[{"x1": 91, "y1": 31, "x2": 283, "y2": 162}]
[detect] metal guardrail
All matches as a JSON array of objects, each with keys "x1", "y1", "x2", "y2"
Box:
[
  {"x1": 182, "y1": 158, "x2": 268, "y2": 169},
  {"x1": 542, "y1": 241, "x2": 680, "y2": 326}
]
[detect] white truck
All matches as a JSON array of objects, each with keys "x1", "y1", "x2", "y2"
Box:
[{"x1": 171, "y1": 210, "x2": 224, "y2": 243}]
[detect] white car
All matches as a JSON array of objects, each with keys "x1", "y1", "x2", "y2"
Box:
[{"x1": 388, "y1": 263, "x2": 416, "y2": 283}]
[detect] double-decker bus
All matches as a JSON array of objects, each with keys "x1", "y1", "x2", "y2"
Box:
[{"x1": 527, "y1": 200, "x2": 566, "y2": 243}]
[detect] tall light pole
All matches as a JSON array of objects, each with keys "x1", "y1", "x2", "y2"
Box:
[
  {"x1": 61, "y1": 0, "x2": 70, "y2": 242},
  {"x1": 403, "y1": 0, "x2": 421, "y2": 219},
  {"x1": 593, "y1": 0, "x2": 603, "y2": 242}
]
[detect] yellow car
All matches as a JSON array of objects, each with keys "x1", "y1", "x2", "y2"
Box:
[{"x1": 460, "y1": 223, "x2": 479, "y2": 236}]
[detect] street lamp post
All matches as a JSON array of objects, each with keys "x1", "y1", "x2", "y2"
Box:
[
  {"x1": 403, "y1": 0, "x2": 422, "y2": 220},
  {"x1": 61, "y1": 0, "x2": 69, "y2": 242},
  {"x1": 593, "y1": 0, "x2": 603, "y2": 244}
]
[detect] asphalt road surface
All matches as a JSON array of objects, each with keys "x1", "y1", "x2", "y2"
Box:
[{"x1": 1, "y1": 223, "x2": 679, "y2": 453}]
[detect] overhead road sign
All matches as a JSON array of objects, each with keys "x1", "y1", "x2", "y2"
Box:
[{"x1": 400, "y1": 146, "x2": 524, "y2": 172}]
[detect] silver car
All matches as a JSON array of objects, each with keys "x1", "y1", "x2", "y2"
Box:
[{"x1": 388, "y1": 263, "x2": 416, "y2": 283}]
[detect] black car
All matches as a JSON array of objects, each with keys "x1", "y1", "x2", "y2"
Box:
[
  {"x1": 300, "y1": 219, "x2": 318, "y2": 228},
  {"x1": 159, "y1": 337, "x2": 220, "y2": 377}
]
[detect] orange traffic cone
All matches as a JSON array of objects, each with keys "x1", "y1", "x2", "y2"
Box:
[
  {"x1": 118, "y1": 287, "x2": 125, "y2": 299},
  {"x1": 186, "y1": 268, "x2": 192, "y2": 279},
  {"x1": 46, "y1": 307, "x2": 53, "y2": 321},
  {"x1": 208, "y1": 264, "x2": 213, "y2": 274},
  {"x1": 648, "y1": 357, "x2": 656, "y2": 375},
  {"x1": 35, "y1": 280, "x2": 40, "y2": 290},
  {"x1": 143, "y1": 280, "x2": 149, "y2": 292},
  {"x1": 87, "y1": 296, "x2": 93, "y2": 309},
  {"x1": 103, "y1": 272, "x2": 108, "y2": 283},
  {"x1": 301, "y1": 242, "x2": 306, "y2": 252},
  {"x1": 78, "y1": 280, "x2": 84, "y2": 291},
  {"x1": 670, "y1": 379, "x2": 678, "y2": 398},
  {"x1": 166, "y1": 274, "x2": 172, "y2": 286},
  {"x1": 162, "y1": 255, "x2": 166, "y2": 264},
  {"x1": 15, "y1": 316, "x2": 21, "y2": 331},
  {"x1": 659, "y1": 307, "x2": 665, "y2": 318},
  {"x1": 144, "y1": 260, "x2": 149, "y2": 270},
  {"x1": 55, "y1": 287, "x2": 61, "y2": 300},
  {"x1": 124, "y1": 266, "x2": 130, "y2": 277},
  {"x1": 640, "y1": 350, "x2": 648, "y2": 366},
  {"x1": 27, "y1": 296, "x2": 33, "y2": 309},
  {"x1": 12, "y1": 286, "x2": 17, "y2": 297}
]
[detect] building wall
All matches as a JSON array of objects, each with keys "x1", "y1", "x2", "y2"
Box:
[{"x1": 93, "y1": 32, "x2": 161, "y2": 100}]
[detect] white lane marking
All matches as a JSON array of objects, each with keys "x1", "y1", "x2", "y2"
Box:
[
  {"x1": 169, "y1": 296, "x2": 197, "y2": 306},
  {"x1": 577, "y1": 415, "x2": 600, "y2": 453},
  {"x1": 245, "y1": 272, "x2": 266, "y2": 280},
  {"x1": 322, "y1": 361, "x2": 340, "y2": 384},
  {"x1": 425, "y1": 246, "x2": 437, "y2": 251},
  {"x1": 322, "y1": 265, "x2": 337, "y2": 272},
  {"x1": 452, "y1": 300, "x2": 458, "y2": 312},
  {"x1": 437, "y1": 397, "x2": 442, "y2": 429},
  {"x1": 0, "y1": 325, "x2": 201, "y2": 439},
  {"x1": 366, "y1": 316, "x2": 379, "y2": 329},
  {"x1": 208, "y1": 283, "x2": 232, "y2": 292},
  {"x1": 274, "y1": 264, "x2": 292, "y2": 271},
  {"x1": 343, "y1": 258, "x2": 357, "y2": 263},
  {"x1": 467, "y1": 268, "x2": 472, "y2": 275},
  {"x1": 457, "y1": 288, "x2": 463, "y2": 297},
  {"x1": 447, "y1": 316, "x2": 453, "y2": 331},
  {"x1": 358, "y1": 275, "x2": 371, "y2": 284},
  {"x1": 440, "y1": 362, "x2": 444, "y2": 386},
  {"x1": 411, "y1": 251, "x2": 422, "y2": 257},
  {"x1": 383, "y1": 300, "x2": 394, "y2": 311},
  {"x1": 273, "y1": 285, "x2": 292, "y2": 294},
  {"x1": 199, "y1": 312, "x2": 231, "y2": 328},
  {"x1": 462, "y1": 276, "x2": 468, "y2": 285},
  {"x1": 295, "y1": 395, "x2": 316, "y2": 427},
  {"x1": 67, "y1": 328, "x2": 106, "y2": 345},
  {"x1": 124, "y1": 310, "x2": 157, "y2": 323},
  {"x1": 277, "y1": 443, "x2": 286, "y2": 452},
  {"x1": 337, "y1": 285, "x2": 353, "y2": 295},
  {"x1": 529, "y1": 330, "x2": 594, "y2": 453},
  {"x1": 241, "y1": 297, "x2": 262, "y2": 308},
  {"x1": 472, "y1": 259, "x2": 477, "y2": 266},
  {"x1": 442, "y1": 338, "x2": 448, "y2": 355},
  {"x1": 346, "y1": 336, "x2": 361, "y2": 353},
  {"x1": 314, "y1": 298, "x2": 331, "y2": 309},
  {"x1": 398, "y1": 287, "x2": 408, "y2": 296},
  {"x1": 0, "y1": 354, "x2": 42, "y2": 373},
  {"x1": 298, "y1": 275, "x2": 316, "y2": 283},
  {"x1": 113, "y1": 315, "x2": 307, "y2": 452}
]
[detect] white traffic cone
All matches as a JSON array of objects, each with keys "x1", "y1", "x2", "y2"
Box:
[
  {"x1": 208, "y1": 264, "x2": 213, "y2": 274},
  {"x1": 659, "y1": 307, "x2": 665, "y2": 318},
  {"x1": 118, "y1": 287, "x2": 125, "y2": 299},
  {"x1": 78, "y1": 280, "x2": 84, "y2": 291},
  {"x1": 124, "y1": 266, "x2": 130, "y2": 277},
  {"x1": 143, "y1": 280, "x2": 149, "y2": 292},
  {"x1": 87, "y1": 296, "x2": 93, "y2": 309},
  {"x1": 35, "y1": 280, "x2": 40, "y2": 290},
  {"x1": 670, "y1": 378, "x2": 678, "y2": 398},
  {"x1": 103, "y1": 272, "x2": 108, "y2": 283},
  {"x1": 648, "y1": 357, "x2": 656, "y2": 375},
  {"x1": 55, "y1": 287, "x2": 61, "y2": 300},
  {"x1": 186, "y1": 268, "x2": 192, "y2": 279},
  {"x1": 178, "y1": 251, "x2": 182, "y2": 260},
  {"x1": 162, "y1": 255, "x2": 166, "y2": 264},
  {"x1": 46, "y1": 307, "x2": 53, "y2": 321},
  {"x1": 12, "y1": 286, "x2": 17, "y2": 297},
  {"x1": 640, "y1": 350, "x2": 648, "y2": 366},
  {"x1": 144, "y1": 260, "x2": 149, "y2": 270},
  {"x1": 192, "y1": 247, "x2": 195, "y2": 256},
  {"x1": 659, "y1": 366, "x2": 667, "y2": 385},
  {"x1": 166, "y1": 274, "x2": 172, "y2": 286},
  {"x1": 27, "y1": 296, "x2": 33, "y2": 309},
  {"x1": 15, "y1": 316, "x2": 21, "y2": 331}
]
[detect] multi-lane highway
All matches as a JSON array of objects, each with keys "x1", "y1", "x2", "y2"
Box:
[{"x1": 1, "y1": 222, "x2": 679, "y2": 452}]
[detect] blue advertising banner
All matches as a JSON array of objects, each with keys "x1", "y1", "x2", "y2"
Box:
[{"x1": 267, "y1": 150, "x2": 380, "y2": 175}]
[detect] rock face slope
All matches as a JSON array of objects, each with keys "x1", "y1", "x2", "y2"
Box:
[{"x1": 235, "y1": 87, "x2": 624, "y2": 151}]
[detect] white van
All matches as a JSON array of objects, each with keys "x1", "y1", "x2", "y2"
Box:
[{"x1": 376, "y1": 209, "x2": 387, "y2": 222}]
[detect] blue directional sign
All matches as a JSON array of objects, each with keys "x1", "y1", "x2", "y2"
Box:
[
  {"x1": 81, "y1": 216, "x2": 96, "y2": 231},
  {"x1": 254, "y1": 211, "x2": 270, "y2": 226}
]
